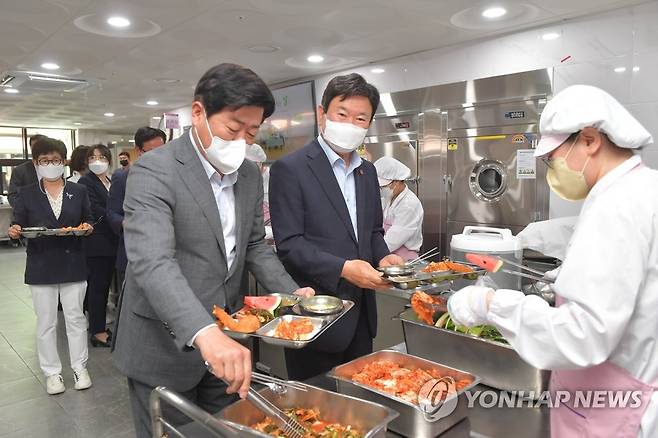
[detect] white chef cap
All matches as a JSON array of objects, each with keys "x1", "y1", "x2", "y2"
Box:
[
  {"x1": 245, "y1": 143, "x2": 267, "y2": 163},
  {"x1": 535, "y1": 84, "x2": 653, "y2": 157},
  {"x1": 374, "y1": 156, "x2": 411, "y2": 187}
]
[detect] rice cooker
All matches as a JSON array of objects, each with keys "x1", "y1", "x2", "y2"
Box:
[{"x1": 450, "y1": 226, "x2": 523, "y2": 290}]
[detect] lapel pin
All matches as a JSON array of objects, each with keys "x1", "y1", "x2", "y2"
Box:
[{"x1": 66, "y1": 192, "x2": 73, "y2": 199}]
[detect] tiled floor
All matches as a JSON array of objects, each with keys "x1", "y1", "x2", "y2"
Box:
[{"x1": 0, "y1": 245, "x2": 136, "y2": 438}]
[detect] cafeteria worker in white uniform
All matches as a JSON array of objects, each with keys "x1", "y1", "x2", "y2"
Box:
[
  {"x1": 374, "y1": 156, "x2": 423, "y2": 261},
  {"x1": 448, "y1": 85, "x2": 658, "y2": 438}
]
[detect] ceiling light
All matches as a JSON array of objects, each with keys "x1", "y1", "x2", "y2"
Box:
[
  {"x1": 371, "y1": 68, "x2": 385, "y2": 74},
  {"x1": 129, "y1": 139, "x2": 135, "y2": 143},
  {"x1": 152, "y1": 116, "x2": 161, "y2": 120},
  {"x1": 146, "y1": 100, "x2": 158, "y2": 106},
  {"x1": 307, "y1": 54, "x2": 324, "y2": 63},
  {"x1": 107, "y1": 16, "x2": 131, "y2": 28},
  {"x1": 541, "y1": 32, "x2": 560, "y2": 41},
  {"x1": 41, "y1": 62, "x2": 60, "y2": 70},
  {"x1": 614, "y1": 67, "x2": 627, "y2": 73},
  {"x1": 27, "y1": 74, "x2": 87, "y2": 84},
  {"x1": 380, "y1": 93, "x2": 397, "y2": 117},
  {"x1": 3, "y1": 88, "x2": 19, "y2": 94},
  {"x1": 104, "y1": 112, "x2": 115, "y2": 117},
  {"x1": 482, "y1": 7, "x2": 507, "y2": 18},
  {"x1": 633, "y1": 66, "x2": 640, "y2": 72},
  {"x1": 464, "y1": 107, "x2": 475, "y2": 112},
  {"x1": 73, "y1": 122, "x2": 82, "y2": 125}
]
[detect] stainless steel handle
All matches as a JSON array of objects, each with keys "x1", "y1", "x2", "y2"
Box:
[{"x1": 149, "y1": 386, "x2": 239, "y2": 438}]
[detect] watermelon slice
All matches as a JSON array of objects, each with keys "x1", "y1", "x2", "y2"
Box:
[
  {"x1": 244, "y1": 295, "x2": 282, "y2": 313},
  {"x1": 465, "y1": 253, "x2": 503, "y2": 273}
]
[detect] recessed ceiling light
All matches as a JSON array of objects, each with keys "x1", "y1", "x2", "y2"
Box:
[
  {"x1": 152, "y1": 116, "x2": 161, "y2": 120},
  {"x1": 104, "y1": 112, "x2": 115, "y2": 117},
  {"x1": 73, "y1": 122, "x2": 82, "y2": 125},
  {"x1": 614, "y1": 67, "x2": 627, "y2": 73},
  {"x1": 41, "y1": 62, "x2": 60, "y2": 70},
  {"x1": 633, "y1": 66, "x2": 640, "y2": 72},
  {"x1": 371, "y1": 68, "x2": 385, "y2": 74},
  {"x1": 541, "y1": 32, "x2": 560, "y2": 41},
  {"x1": 482, "y1": 7, "x2": 507, "y2": 18},
  {"x1": 307, "y1": 54, "x2": 324, "y2": 63},
  {"x1": 146, "y1": 100, "x2": 158, "y2": 106},
  {"x1": 107, "y1": 16, "x2": 131, "y2": 28},
  {"x1": 3, "y1": 88, "x2": 19, "y2": 94}
]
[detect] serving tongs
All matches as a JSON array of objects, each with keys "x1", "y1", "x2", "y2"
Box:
[
  {"x1": 246, "y1": 387, "x2": 308, "y2": 438},
  {"x1": 204, "y1": 363, "x2": 308, "y2": 438},
  {"x1": 465, "y1": 253, "x2": 554, "y2": 284},
  {"x1": 407, "y1": 246, "x2": 441, "y2": 265}
]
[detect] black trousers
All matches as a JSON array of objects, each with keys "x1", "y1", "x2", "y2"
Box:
[
  {"x1": 86, "y1": 256, "x2": 115, "y2": 335},
  {"x1": 284, "y1": 303, "x2": 373, "y2": 380},
  {"x1": 127, "y1": 373, "x2": 237, "y2": 438}
]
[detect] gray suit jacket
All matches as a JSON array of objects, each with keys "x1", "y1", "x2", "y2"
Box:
[{"x1": 112, "y1": 132, "x2": 298, "y2": 391}]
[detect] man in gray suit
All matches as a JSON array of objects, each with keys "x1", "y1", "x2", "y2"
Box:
[{"x1": 112, "y1": 63, "x2": 313, "y2": 438}]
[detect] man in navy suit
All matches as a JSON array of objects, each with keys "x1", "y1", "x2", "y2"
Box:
[
  {"x1": 107, "y1": 127, "x2": 166, "y2": 291},
  {"x1": 269, "y1": 73, "x2": 405, "y2": 379}
]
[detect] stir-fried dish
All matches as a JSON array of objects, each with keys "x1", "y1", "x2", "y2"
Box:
[
  {"x1": 351, "y1": 360, "x2": 471, "y2": 404},
  {"x1": 422, "y1": 259, "x2": 473, "y2": 273},
  {"x1": 273, "y1": 318, "x2": 315, "y2": 340},
  {"x1": 251, "y1": 407, "x2": 363, "y2": 438}
]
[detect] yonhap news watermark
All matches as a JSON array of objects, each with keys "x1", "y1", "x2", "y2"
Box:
[{"x1": 418, "y1": 378, "x2": 647, "y2": 422}]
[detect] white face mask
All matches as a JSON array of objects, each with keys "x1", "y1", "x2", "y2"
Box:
[
  {"x1": 380, "y1": 185, "x2": 394, "y2": 205},
  {"x1": 89, "y1": 160, "x2": 109, "y2": 175},
  {"x1": 37, "y1": 164, "x2": 65, "y2": 181},
  {"x1": 199, "y1": 112, "x2": 246, "y2": 175},
  {"x1": 322, "y1": 119, "x2": 367, "y2": 153}
]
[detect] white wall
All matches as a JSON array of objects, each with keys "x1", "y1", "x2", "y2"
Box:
[{"x1": 312, "y1": 2, "x2": 658, "y2": 218}]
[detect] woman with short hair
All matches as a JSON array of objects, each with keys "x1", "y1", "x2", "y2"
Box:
[{"x1": 7, "y1": 137, "x2": 94, "y2": 394}]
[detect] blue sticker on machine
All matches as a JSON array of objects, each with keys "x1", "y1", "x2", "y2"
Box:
[{"x1": 504, "y1": 111, "x2": 526, "y2": 119}]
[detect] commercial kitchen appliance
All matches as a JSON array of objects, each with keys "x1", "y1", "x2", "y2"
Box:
[{"x1": 365, "y1": 69, "x2": 553, "y2": 258}]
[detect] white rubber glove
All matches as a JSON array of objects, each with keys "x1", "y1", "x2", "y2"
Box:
[
  {"x1": 447, "y1": 285, "x2": 494, "y2": 327},
  {"x1": 542, "y1": 267, "x2": 560, "y2": 283}
]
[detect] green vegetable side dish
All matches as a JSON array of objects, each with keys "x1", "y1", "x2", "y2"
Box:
[{"x1": 435, "y1": 313, "x2": 508, "y2": 344}]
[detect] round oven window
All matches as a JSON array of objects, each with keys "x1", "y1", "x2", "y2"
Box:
[{"x1": 469, "y1": 160, "x2": 507, "y2": 202}]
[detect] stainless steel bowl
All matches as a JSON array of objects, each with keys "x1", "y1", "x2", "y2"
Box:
[
  {"x1": 299, "y1": 295, "x2": 344, "y2": 316},
  {"x1": 378, "y1": 264, "x2": 416, "y2": 277}
]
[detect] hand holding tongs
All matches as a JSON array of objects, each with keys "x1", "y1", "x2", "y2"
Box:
[
  {"x1": 465, "y1": 253, "x2": 555, "y2": 283},
  {"x1": 204, "y1": 363, "x2": 308, "y2": 438}
]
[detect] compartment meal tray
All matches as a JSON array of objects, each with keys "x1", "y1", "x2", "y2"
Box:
[
  {"x1": 21, "y1": 227, "x2": 86, "y2": 238},
  {"x1": 222, "y1": 300, "x2": 354, "y2": 349},
  {"x1": 384, "y1": 262, "x2": 487, "y2": 290},
  {"x1": 328, "y1": 349, "x2": 480, "y2": 438}
]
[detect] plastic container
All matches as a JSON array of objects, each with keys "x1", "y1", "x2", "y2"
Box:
[{"x1": 450, "y1": 226, "x2": 522, "y2": 290}]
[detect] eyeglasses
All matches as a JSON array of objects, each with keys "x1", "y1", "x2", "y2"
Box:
[
  {"x1": 37, "y1": 158, "x2": 63, "y2": 166},
  {"x1": 89, "y1": 156, "x2": 108, "y2": 163}
]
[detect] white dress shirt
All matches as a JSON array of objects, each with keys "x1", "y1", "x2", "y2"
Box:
[
  {"x1": 189, "y1": 129, "x2": 238, "y2": 269},
  {"x1": 188, "y1": 129, "x2": 239, "y2": 347},
  {"x1": 317, "y1": 135, "x2": 361, "y2": 240}
]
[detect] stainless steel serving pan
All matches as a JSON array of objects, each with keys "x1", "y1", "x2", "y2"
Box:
[
  {"x1": 217, "y1": 382, "x2": 399, "y2": 438},
  {"x1": 398, "y1": 308, "x2": 550, "y2": 397},
  {"x1": 328, "y1": 349, "x2": 480, "y2": 438}
]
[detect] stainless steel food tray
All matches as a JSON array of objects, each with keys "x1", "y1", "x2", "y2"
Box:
[
  {"x1": 222, "y1": 300, "x2": 354, "y2": 349},
  {"x1": 384, "y1": 262, "x2": 486, "y2": 290},
  {"x1": 217, "y1": 381, "x2": 398, "y2": 438},
  {"x1": 21, "y1": 227, "x2": 85, "y2": 238},
  {"x1": 398, "y1": 308, "x2": 551, "y2": 397},
  {"x1": 328, "y1": 349, "x2": 480, "y2": 438}
]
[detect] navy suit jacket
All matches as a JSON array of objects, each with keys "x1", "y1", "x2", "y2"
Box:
[
  {"x1": 79, "y1": 173, "x2": 118, "y2": 258},
  {"x1": 269, "y1": 139, "x2": 390, "y2": 348},
  {"x1": 11, "y1": 181, "x2": 93, "y2": 284},
  {"x1": 106, "y1": 167, "x2": 128, "y2": 271}
]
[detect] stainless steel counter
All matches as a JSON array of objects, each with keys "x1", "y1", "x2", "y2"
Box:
[{"x1": 178, "y1": 342, "x2": 550, "y2": 438}]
